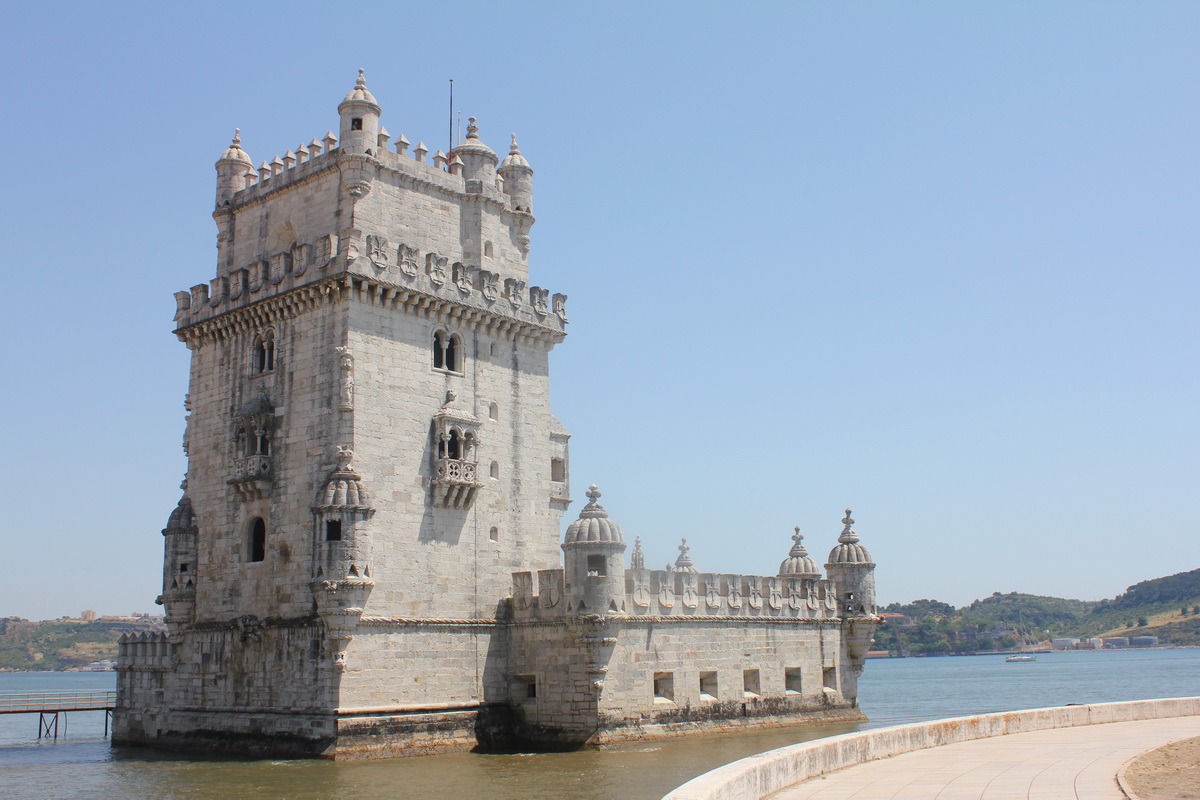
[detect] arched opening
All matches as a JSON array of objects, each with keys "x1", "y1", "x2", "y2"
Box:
[
  {"x1": 489, "y1": 526, "x2": 499, "y2": 542},
  {"x1": 490, "y1": 461, "x2": 499, "y2": 479},
  {"x1": 489, "y1": 402, "x2": 498, "y2": 420},
  {"x1": 483, "y1": 241, "x2": 494, "y2": 258},
  {"x1": 256, "y1": 432, "x2": 270, "y2": 456},
  {"x1": 433, "y1": 331, "x2": 446, "y2": 369},
  {"x1": 248, "y1": 518, "x2": 266, "y2": 562},
  {"x1": 445, "y1": 335, "x2": 459, "y2": 372},
  {"x1": 443, "y1": 429, "x2": 461, "y2": 460}
]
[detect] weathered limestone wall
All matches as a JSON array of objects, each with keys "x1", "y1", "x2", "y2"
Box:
[
  {"x1": 115, "y1": 623, "x2": 335, "y2": 756},
  {"x1": 184, "y1": 300, "x2": 344, "y2": 623},
  {"x1": 347, "y1": 298, "x2": 567, "y2": 622},
  {"x1": 662, "y1": 697, "x2": 1200, "y2": 800}
]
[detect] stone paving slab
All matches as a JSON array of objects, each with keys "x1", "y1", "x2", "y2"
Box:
[{"x1": 769, "y1": 716, "x2": 1200, "y2": 800}]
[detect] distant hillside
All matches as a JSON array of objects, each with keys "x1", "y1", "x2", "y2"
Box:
[
  {"x1": 878, "y1": 568, "x2": 1200, "y2": 653},
  {"x1": 0, "y1": 618, "x2": 164, "y2": 671}
]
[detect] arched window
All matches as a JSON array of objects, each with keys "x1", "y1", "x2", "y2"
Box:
[
  {"x1": 447, "y1": 429, "x2": 461, "y2": 460},
  {"x1": 490, "y1": 461, "x2": 499, "y2": 479},
  {"x1": 433, "y1": 330, "x2": 463, "y2": 373},
  {"x1": 489, "y1": 402, "x2": 498, "y2": 420},
  {"x1": 484, "y1": 241, "x2": 494, "y2": 258},
  {"x1": 256, "y1": 432, "x2": 270, "y2": 456},
  {"x1": 433, "y1": 331, "x2": 446, "y2": 369},
  {"x1": 248, "y1": 518, "x2": 266, "y2": 562},
  {"x1": 253, "y1": 332, "x2": 275, "y2": 373}
]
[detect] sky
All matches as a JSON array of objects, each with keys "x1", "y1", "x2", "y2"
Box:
[{"x1": 0, "y1": 2, "x2": 1196, "y2": 620}]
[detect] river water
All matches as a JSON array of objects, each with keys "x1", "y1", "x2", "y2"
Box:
[{"x1": 1, "y1": 649, "x2": 1196, "y2": 800}]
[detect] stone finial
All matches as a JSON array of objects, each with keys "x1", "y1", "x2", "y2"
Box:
[
  {"x1": 232, "y1": 128, "x2": 241, "y2": 147},
  {"x1": 270, "y1": 156, "x2": 283, "y2": 176},
  {"x1": 839, "y1": 508, "x2": 860, "y2": 544},
  {"x1": 510, "y1": 133, "x2": 520, "y2": 154},
  {"x1": 395, "y1": 134, "x2": 410, "y2": 155},
  {"x1": 413, "y1": 141, "x2": 428, "y2": 163},
  {"x1": 578, "y1": 484, "x2": 609, "y2": 519},
  {"x1": 443, "y1": 390, "x2": 458, "y2": 407},
  {"x1": 433, "y1": 150, "x2": 447, "y2": 169},
  {"x1": 309, "y1": 137, "x2": 324, "y2": 156},
  {"x1": 631, "y1": 536, "x2": 645, "y2": 570},
  {"x1": 283, "y1": 150, "x2": 296, "y2": 169},
  {"x1": 377, "y1": 126, "x2": 390, "y2": 148},
  {"x1": 322, "y1": 131, "x2": 338, "y2": 150},
  {"x1": 789, "y1": 526, "x2": 809, "y2": 557},
  {"x1": 448, "y1": 153, "x2": 463, "y2": 175},
  {"x1": 258, "y1": 162, "x2": 270, "y2": 181},
  {"x1": 356, "y1": 68, "x2": 367, "y2": 89},
  {"x1": 675, "y1": 538, "x2": 697, "y2": 572},
  {"x1": 335, "y1": 445, "x2": 354, "y2": 471},
  {"x1": 466, "y1": 117, "x2": 479, "y2": 139},
  {"x1": 243, "y1": 169, "x2": 256, "y2": 189},
  {"x1": 296, "y1": 143, "x2": 309, "y2": 163}
]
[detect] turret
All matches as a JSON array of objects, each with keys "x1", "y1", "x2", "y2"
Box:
[
  {"x1": 824, "y1": 509, "x2": 876, "y2": 617},
  {"x1": 449, "y1": 117, "x2": 499, "y2": 182},
  {"x1": 498, "y1": 133, "x2": 534, "y2": 212},
  {"x1": 156, "y1": 485, "x2": 198, "y2": 639},
  {"x1": 338, "y1": 69, "x2": 382, "y2": 155},
  {"x1": 214, "y1": 129, "x2": 253, "y2": 207},
  {"x1": 562, "y1": 485, "x2": 627, "y2": 614}
]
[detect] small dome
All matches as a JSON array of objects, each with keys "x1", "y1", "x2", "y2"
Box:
[
  {"x1": 500, "y1": 133, "x2": 531, "y2": 168},
  {"x1": 674, "y1": 538, "x2": 698, "y2": 574},
  {"x1": 218, "y1": 129, "x2": 253, "y2": 165},
  {"x1": 779, "y1": 527, "x2": 821, "y2": 578},
  {"x1": 450, "y1": 117, "x2": 499, "y2": 165},
  {"x1": 564, "y1": 485, "x2": 625, "y2": 545},
  {"x1": 827, "y1": 509, "x2": 874, "y2": 565},
  {"x1": 341, "y1": 69, "x2": 380, "y2": 108},
  {"x1": 164, "y1": 495, "x2": 196, "y2": 532}
]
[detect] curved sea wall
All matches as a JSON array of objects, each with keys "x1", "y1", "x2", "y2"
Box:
[{"x1": 662, "y1": 696, "x2": 1200, "y2": 800}]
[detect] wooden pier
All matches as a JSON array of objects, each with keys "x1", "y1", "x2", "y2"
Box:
[{"x1": 0, "y1": 691, "x2": 116, "y2": 739}]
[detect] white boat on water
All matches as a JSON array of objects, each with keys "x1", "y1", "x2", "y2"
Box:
[{"x1": 1005, "y1": 654, "x2": 1037, "y2": 662}]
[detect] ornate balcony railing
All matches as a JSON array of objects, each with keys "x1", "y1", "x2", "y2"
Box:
[
  {"x1": 432, "y1": 458, "x2": 481, "y2": 509},
  {"x1": 229, "y1": 454, "x2": 272, "y2": 500}
]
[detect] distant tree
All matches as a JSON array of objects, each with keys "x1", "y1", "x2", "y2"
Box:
[
  {"x1": 1184, "y1": 607, "x2": 1190, "y2": 616},
  {"x1": 1193, "y1": 606, "x2": 1199, "y2": 615},
  {"x1": 1137, "y1": 616, "x2": 1149, "y2": 627},
  {"x1": 1126, "y1": 621, "x2": 1134, "y2": 628}
]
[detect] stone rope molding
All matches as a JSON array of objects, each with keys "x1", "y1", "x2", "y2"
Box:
[{"x1": 661, "y1": 696, "x2": 1200, "y2": 800}]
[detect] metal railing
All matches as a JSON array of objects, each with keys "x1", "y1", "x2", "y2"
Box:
[{"x1": 0, "y1": 691, "x2": 116, "y2": 714}]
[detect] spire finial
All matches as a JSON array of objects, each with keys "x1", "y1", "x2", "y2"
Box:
[
  {"x1": 788, "y1": 526, "x2": 809, "y2": 557},
  {"x1": 839, "y1": 508, "x2": 860, "y2": 544},
  {"x1": 578, "y1": 484, "x2": 609, "y2": 519},
  {"x1": 586, "y1": 484, "x2": 600, "y2": 502},
  {"x1": 356, "y1": 68, "x2": 367, "y2": 88},
  {"x1": 232, "y1": 128, "x2": 241, "y2": 147},
  {"x1": 466, "y1": 117, "x2": 479, "y2": 139},
  {"x1": 631, "y1": 536, "x2": 645, "y2": 570},
  {"x1": 674, "y1": 537, "x2": 696, "y2": 571},
  {"x1": 509, "y1": 133, "x2": 520, "y2": 154}
]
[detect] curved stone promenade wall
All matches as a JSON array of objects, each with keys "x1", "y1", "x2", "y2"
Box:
[{"x1": 662, "y1": 696, "x2": 1200, "y2": 800}]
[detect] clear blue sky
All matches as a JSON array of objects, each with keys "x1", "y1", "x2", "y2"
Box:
[{"x1": 0, "y1": 2, "x2": 1196, "y2": 619}]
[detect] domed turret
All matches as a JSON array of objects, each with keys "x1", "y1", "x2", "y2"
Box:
[
  {"x1": 215, "y1": 129, "x2": 253, "y2": 206},
  {"x1": 338, "y1": 69, "x2": 382, "y2": 155},
  {"x1": 824, "y1": 509, "x2": 877, "y2": 617},
  {"x1": 498, "y1": 133, "x2": 534, "y2": 213},
  {"x1": 449, "y1": 117, "x2": 499, "y2": 182},
  {"x1": 562, "y1": 485, "x2": 628, "y2": 614},
  {"x1": 827, "y1": 509, "x2": 873, "y2": 565},
  {"x1": 779, "y1": 527, "x2": 821, "y2": 578}
]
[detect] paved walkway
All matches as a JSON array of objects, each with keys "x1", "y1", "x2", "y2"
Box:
[{"x1": 769, "y1": 715, "x2": 1200, "y2": 800}]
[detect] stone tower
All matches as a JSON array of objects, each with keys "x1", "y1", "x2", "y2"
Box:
[{"x1": 115, "y1": 71, "x2": 573, "y2": 757}]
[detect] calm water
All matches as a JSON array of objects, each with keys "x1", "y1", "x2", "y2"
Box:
[{"x1": 1, "y1": 649, "x2": 1197, "y2": 800}]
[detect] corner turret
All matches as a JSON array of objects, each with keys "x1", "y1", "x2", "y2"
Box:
[
  {"x1": 824, "y1": 509, "x2": 876, "y2": 617},
  {"x1": 338, "y1": 69, "x2": 381, "y2": 155},
  {"x1": 562, "y1": 485, "x2": 627, "y2": 614},
  {"x1": 499, "y1": 133, "x2": 534, "y2": 213},
  {"x1": 215, "y1": 129, "x2": 253, "y2": 207}
]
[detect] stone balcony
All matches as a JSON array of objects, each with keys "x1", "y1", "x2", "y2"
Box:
[
  {"x1": 229, "y1": 455, "x2": 272, "y2": 500},
  {"x1": 431, "y1": 457, "x2": 481, "y2": 509}
]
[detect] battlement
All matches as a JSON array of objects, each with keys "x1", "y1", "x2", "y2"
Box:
[
  {"x1": 510, "y1": 567, "x2": 846, "y2": 622},
  {"x1": 116, "y1": 631, "x2": 174, "y2": 671}
]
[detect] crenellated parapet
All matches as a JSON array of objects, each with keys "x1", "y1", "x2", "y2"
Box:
[{"x1": 116, "y1": 631, "x2": 174, "y2": 672}]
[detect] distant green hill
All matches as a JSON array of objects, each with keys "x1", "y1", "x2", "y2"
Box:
[
  {"x1": 877, "y1": 568, "x2": 1200, "y2": 653},
  {"x1": 0, "y1": 617, "x2": 164, "y2": 671}
]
